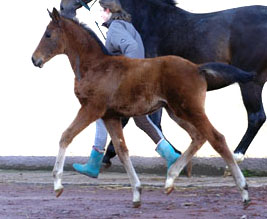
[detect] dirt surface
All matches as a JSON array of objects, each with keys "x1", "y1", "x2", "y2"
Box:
[
  {"x1": 1, "y1": 184, "x2": 267, "y2": 218},
  {"x1": 1, "y1": 170, "x2": 267, "y2": 218}
]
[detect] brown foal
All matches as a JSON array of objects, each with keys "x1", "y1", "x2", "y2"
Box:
[{"x1": 32, "y1": 8, "x2": 250, "y2": 207}]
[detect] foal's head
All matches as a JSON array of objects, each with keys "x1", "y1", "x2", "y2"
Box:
[
  {"x1": 32, "y1": 8, "x2": 110, "y2": 69},
  {"x1": 32, "y1": 8, "x2": 66, "y2": 68}
]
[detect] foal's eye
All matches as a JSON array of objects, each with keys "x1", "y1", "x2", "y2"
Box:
[{"x1": 45, "y1": 32, "x2": 51, "y2": 38}]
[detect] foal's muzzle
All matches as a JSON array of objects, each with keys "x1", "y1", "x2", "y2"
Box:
[{"x1": 32, "y1": 56, "x2": 43, "y2": 68}]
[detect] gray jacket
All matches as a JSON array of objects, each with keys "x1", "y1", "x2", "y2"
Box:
[{"x1": 105, "y1": 20, "x2": 145, "y2": 59}]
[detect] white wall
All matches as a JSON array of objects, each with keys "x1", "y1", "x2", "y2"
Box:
[{"x1": 0, "y1": 0, "x2": 266, "y2": 158}]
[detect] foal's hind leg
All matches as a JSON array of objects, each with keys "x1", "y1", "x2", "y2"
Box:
[
  {"x1": 207, "y1": 121, "x2": 249, "y2": 205},
  {"x1": 207, "y1": 126, "x2": 250, "y2": 205},
  {"x1": 178, "y1": 113, "x2": 249, "y2": 205},
  {"x1": 53, "y1": 105, "x2": 101, "y2": 197},
  {"x1": 103, "y1": 117, "x2": 142, "y2": 208},
  {"x1": 166, "y1": 108, "x2": 205, "y2": 177},
  {"x1": 164, "y1": 108, "x2": 206, "y2": 193}
]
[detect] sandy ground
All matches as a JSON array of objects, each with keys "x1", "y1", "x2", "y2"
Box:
[
  {"x1": 1, "y1": 184, "x2": 267, "y2": 219},
  {"x1": 1, "y1": 170, "x2": 267, "y2": 218}
]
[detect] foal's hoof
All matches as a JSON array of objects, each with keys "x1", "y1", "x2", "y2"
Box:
[
  {"x1": 55, "y1": 188, "x2": 64, "y2": 198},
  {"x1": 165, "y1": 186, "x2": 174, "y2": 195},
  {"x1": 243, "y1": 199, "x2": 251, "y2": 210},
  {"x1": 133, "y1": 201, "x2": 141, "y2": 208}
]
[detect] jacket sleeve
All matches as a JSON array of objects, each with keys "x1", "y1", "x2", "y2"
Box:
[{"x1": 107, "y1": 22, "x2": 144, "y2": 59}]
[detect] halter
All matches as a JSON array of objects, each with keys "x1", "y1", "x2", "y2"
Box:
[{"x1": 78, "y1": 0, "x2": 106, "y2": 40}]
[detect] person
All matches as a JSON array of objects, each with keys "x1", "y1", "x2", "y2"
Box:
[{"x1": 72, "y1": 0, "x2": 181, "y2": 178}]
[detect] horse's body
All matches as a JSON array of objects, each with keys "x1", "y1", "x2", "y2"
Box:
[
  {"x1": 32, "y1": 9, "x2": 251, "y2": 207},
  {"x1": 60, "y1": 0, "x2": 267, "y2": 159}
]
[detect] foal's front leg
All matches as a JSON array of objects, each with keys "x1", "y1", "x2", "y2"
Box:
[
  {"x1": 53, "y1": 105, "x2": 99, "y2": 197},
  {"x1": 103, "y1": 118, "x2": 142, "y2": 208}
]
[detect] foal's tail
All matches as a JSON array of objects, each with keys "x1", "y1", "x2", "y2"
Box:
[{"x1": 198, "y1": 62, "x2": 255, "y2": 91}]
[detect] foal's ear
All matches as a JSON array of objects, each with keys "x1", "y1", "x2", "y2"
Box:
[{"x1": 47, "y1": 8, "x2": 61, "y2": 24}]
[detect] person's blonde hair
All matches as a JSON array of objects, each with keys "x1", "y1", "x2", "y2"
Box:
[{"x1": 99, "y1": 0, "x2": 131, "y2": 22}]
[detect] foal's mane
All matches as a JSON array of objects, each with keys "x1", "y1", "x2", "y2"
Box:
[{"x1": 63, "y1": 16, "x2": 111, "y2": 56}]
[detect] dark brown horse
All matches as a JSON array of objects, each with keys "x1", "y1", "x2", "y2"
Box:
[
  {"x1": 60, "y1": 0, "x2": 267, "y2": 169},
  {"x1": 32, "y1": 8, "x2": 251, "y2": 207}
]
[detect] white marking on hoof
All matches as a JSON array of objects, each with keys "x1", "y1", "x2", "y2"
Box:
[
  {"x1": 233, "y1": 153, "x2": 245, "y2": 163},
  {"x1": 241, "y1": 188, "x2": 249, "y2": 204},
  {"x1": 54, "y1": 179, "x2": 64, "y2": 198},
  {"x1": 165, "y1": 177, "x2": 174, "y2": 194},
  {"x1": 54, "y1": 179, "x2": 63, "y2": 192},
  {"x1": 133, "y1": 186, "x2": 142, "y2": 205},
  {"x1": 165, "y1": 177, "x2": 174, "y2": 188}
]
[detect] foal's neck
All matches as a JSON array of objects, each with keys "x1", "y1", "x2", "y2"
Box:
[{"x1": 63, "y1": 21, "x2": 106, "y2": 80}]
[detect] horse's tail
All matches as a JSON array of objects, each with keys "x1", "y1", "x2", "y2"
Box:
[{"x1": 198, "y1": 62, "x2": 255, "y2": 91}]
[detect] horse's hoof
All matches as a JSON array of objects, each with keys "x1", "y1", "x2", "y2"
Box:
[
  {"x1": 165, "y1": 186, "x2": 174, "y2": 195},
  {"x1": 133, "y1": 201, "x2": 141, "y2": 208},
  {"x1": 103, "y1": 162, "x2": 112, "y2": 169},
  {"x1": 101, "y1": 160, "x2": 112, "y2": 169},
  {"x1": 243, "y1": 199, "x2": 251, "y2": 210},
  {"x1": 55, "y1": 188, "x2": 64, "y2": 198}
]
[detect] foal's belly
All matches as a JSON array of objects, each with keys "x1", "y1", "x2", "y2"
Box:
[{"x1": 109, "y1": 96, "x2": 166, "y2": 117}]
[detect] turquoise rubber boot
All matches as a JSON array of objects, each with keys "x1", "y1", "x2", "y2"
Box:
[
  {"x1": 73, "y1": 148, "x2": 104, "y2": 178},
  {"x1": 156, "y1": 139, "x2": 181, "y2": 170}
]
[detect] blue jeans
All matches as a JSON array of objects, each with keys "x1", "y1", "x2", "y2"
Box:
[{"x1": 148, "y1": 109, "x2": 162, "y2": 131}]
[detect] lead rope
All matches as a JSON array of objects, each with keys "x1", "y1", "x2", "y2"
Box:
[{"x1": 79, "y1": 0, "x2": 106, "y2": 40}]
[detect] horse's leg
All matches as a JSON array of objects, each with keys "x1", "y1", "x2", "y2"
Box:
[
  {"x1": 166, "y1": 110, "x2": 249, "y2": 205},
  {"x1": 224, "y1": 82, "x2": 266, "y2": 176},
  {"x1": 103, "y1": 117, "x2": 142, "y2": 208},
  {"x1": 53, "y1": 105, "x2": 100, "y2": 197},
  {"x1": 165, "y1": 108, "x2": 206, "y2": 179},
  {"x1": 234, "y1": 82, "x2": 266, "y2": 158}
]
